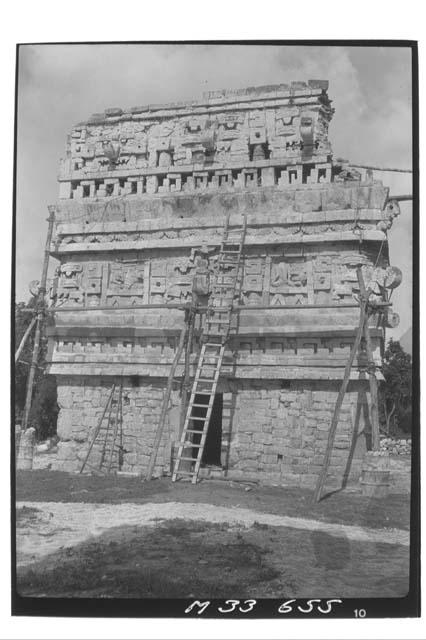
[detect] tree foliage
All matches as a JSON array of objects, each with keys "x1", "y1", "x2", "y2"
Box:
[
  {"x1": 14, "y1": 300, "x2": 58, "y2": 440},
  {"x1": 15, "y1": 301, "x2": 35, "y2": 414},
  {"x1": 380, "y1": 339, "x2": 412, "y2": 435}
]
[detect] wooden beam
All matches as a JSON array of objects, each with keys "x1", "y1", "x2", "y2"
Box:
[
  {"x1": 107, "y1": 381, "x2": 122, "y2": 473},
  {"x1": 145, "y1": 320, "x2": 188, "y2": 481},
  {"x1": 387, "y1": 194, "x2": 413, "y2": 201},
  {"x1": 15, "y1": 316, "x2": 37, "y2": 364},
  {"x1": 313, "y1": 294, "x2": 368, "y2": 503},
  {"x1": 358, "y1": 268, "x2": 381, "y2": 451},
  {"x1": 22, "y1": 207, "x2": 56, "y2": 430},
  {"x1": 49, "y1": 301, "x2": 391, "y2": 313},
  {"x1": 79, "y1": 384, "x2": 115, "y2": 473},
  {"x1": 180, "y1": 309, "x2": 195, "y2": 437},
  {"x1": 313, "y1": 266, "x2": 384, "y2": 501},
  {"x1": 262, "y1": 255, "x2": 271, "y2": 305}
]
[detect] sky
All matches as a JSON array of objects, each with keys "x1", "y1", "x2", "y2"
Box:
[{"x1": 15, "y1": 44, "x2": 413, "y2": 341}]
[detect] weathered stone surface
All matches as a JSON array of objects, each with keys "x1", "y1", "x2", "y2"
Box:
[{"x1": 46, "y1": 81, "x2": 395, "y2": 486}]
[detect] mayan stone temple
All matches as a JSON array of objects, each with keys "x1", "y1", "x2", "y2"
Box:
[{"x1": 46, "y1": 80, "x2": 401, "y2": 488}]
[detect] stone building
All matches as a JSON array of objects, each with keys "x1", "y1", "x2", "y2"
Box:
[{"x1": 47, "y1": 80, "x2": 400, "y2": 487}]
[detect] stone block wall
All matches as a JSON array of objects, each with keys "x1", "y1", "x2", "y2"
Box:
[
  {"x1": 53, "y1": 375, "x2": 368, "y2": 488},
  {"x1": 226, "y1": 380, "x2": 368, "y2": 488},
  {"x1": 54, "y1": 376, "x2": 178, "y2": 475}
]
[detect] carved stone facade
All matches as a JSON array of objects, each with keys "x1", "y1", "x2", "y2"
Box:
[{"x1": 47, "y1": 81, "x2": 399, "y2": 488}]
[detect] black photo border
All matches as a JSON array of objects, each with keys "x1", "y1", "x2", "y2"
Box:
[{"x1": 10, "y1": 38, "x2": 420, "y2": 619}]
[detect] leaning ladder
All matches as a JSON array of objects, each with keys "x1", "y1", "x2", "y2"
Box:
[
  {"x1": 79, "y1": 381, "x2": 123, "y2": 475},
  {"x1": 172, "y1": 213, "x2": 247, "y2": 483}
]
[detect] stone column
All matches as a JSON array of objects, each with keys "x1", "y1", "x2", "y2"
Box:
[
  {"x1": 146, "y1": 175, "x2": 159, "y2": 194},
  {"x1": 261, "y1": 167, "x2": 275, "y2": 187}
]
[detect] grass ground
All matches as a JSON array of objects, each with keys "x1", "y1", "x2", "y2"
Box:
[
  {"x1": 16, "y1": 470, "x2": 410, "y2": 531},
  {"x1": 15, "y1": 470, "x2": 411, "y2": 599}
]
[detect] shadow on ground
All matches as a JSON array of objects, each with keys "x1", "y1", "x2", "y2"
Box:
[{"x1": 16, "y1": 517, "x2": 409, "y2": 599}]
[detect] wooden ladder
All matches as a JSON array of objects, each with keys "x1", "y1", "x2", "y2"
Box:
[
  {"x1": 172, "y1": 214, "x2": 247, "y2": 483},
  {"x1": 79, "y1": 381, "x2": 123, "y2": 475}
]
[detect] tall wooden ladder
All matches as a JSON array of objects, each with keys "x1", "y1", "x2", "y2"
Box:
[
  {"x1": 172, "y1": 214, "x2": 247, "y2": 483},
  {"x1": 79, "y1": 381, "x2": 123, "y2": 475}
]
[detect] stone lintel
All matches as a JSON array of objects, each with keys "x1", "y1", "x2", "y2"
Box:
[
  {"x1": 59, "y1": 154, "x2": 330, "y2": 182},
  {"x1": 47, "y1": 362, "x2": 384, "y2": 381},
  {"x1": 55, "y1": 208, "x2": 385, "y2": 237},
  {"x1": 52, "y1": 183, "x2": 389, "y2": 226},
  {"x1": 48, "y1": 325, "x2": 384, "y2": 340},
  {"x1": 78, "y1": 89, "x2": 327, "y2": 129},
  {"x1": 51, "y1": 230, "x2": 386, "y2": 255},
  {"x1": 50, "y1": 353, "x2": 382, "y2": 368}
]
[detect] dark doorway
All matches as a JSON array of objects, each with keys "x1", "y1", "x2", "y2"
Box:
[{"x1": 191, "y1": 392, "x2": 223, "y2": 467}]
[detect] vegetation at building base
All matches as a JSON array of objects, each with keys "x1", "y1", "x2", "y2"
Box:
[
  {"x1": 380, "y1": 339, "x2": 412, "y2": 436},
  {"x1": 14, "y1": 300, "x2": 59, "y2": 441}
]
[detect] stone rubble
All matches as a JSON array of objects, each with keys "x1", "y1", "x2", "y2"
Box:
[{"x1": 380, "y1": 437, "x2": 412, "y2": 456}]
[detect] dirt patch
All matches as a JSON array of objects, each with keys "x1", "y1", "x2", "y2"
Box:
[
  {"x1": 16, "y1": 506, "x2": 45, "y2": 527},
  {"x1": 16, "y1": 500, "x2": 409, "y2": 566},
  {"x1": 15, "y1": 470, "x2": 410, "y2": 531},
  {"x1": 16, "y1": 518, "x2": 409, "y2": 599}
]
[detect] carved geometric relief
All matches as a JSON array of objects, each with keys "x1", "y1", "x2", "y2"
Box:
[
  {"x1": 85, "y1": 263, "x2": 102, "y2": 279},
  {"x1": 269, "y1": 258, "x2": 308, "y2": 305},
  {"x1": 270, "y1": 261, "x2": 290, "y2": 292},
  {"x1": 249, "y1": 109, "x2": 265, "y2": 128},
  {"x1": 331, "y1": 259, "x2": 367, "y2": 302},
  {"x1": 150, "y1": 261, "x2": 168, "y2": 278},
  {"x1": 361, "y1": 265, "x2": 388, "y2": 302},
  {"x1": 309, "y1": 254, "x2": 336, "y2": 303},
  {"x1": 314, "y1": 255, "x2": 333, "y2": 272},
  {"x1": 275, "y1": 107, "x2": 299, "y2": 135},
  {"x1": 283, "y1": 339, "x2": 297, "y2": 354},
  {"x1": 84, "y1": 263, "x2": 103, "y2": 306},
  {"x1": 244, "y1": 258, "x2": 263, "y2": 275},
  {"x1": 165, "y1": 262, "x2": 193, "y2": 302},
  {"x1": 108, "y1": 263, "x2": 144, "y2": 293},
  {"x1": 244, "y1": 275, "x2": 263, "y2": 292},
  {"x1": 57, "y1": 262, "x2": 84, "y2": 305},
  {"x1": 150, "y1": 276, "x2": 166, "y2": 295},
  {"x1": 249, "y1": 129, "x2": 266, "y2": 145},
  {"x1": 270, "y1": 107, "x2": 301, "y2": 158},
  {"x1": 63, "y1": 85, "x2": 334, "y2": 192},
  {"x1": 241, "y1": 257, "x2": 264, "y2": 305},
  {"x1": 270, "y1": 293, "x2": 286, "y2": 306},
  {"x1": 313, "y1": 271, "x2": 331, "y2": 290},
  {"x1": 217, "y1": 113, "x2": 244, "y2": 141},
  {"x1": 106, "y1": 261, "x2": 145, "y2": 306},
  {"x1": 287, "y1": 262, "x2": 308, "y2": 287},
  {"x1": 123, "y1": 265, "x2": 144, "y2": 291}
]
